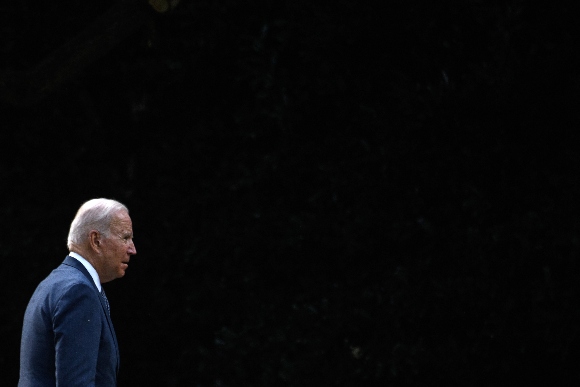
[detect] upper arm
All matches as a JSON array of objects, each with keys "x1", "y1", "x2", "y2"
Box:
[{"x1": 53, "y1": 283, "x2": 101, "y2": 387}]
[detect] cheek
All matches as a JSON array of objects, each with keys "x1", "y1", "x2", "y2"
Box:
[{"x1": 109, "y1": 247, "x2": 124, "y2": 262}]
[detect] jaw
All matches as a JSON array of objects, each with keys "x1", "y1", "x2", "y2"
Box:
[{"x1": 118, "y1": 262, "x2": 129, "y2": 277}]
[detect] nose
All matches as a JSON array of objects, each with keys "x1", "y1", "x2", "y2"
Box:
[{"x1": 128, "y1": 240, "x2": 137, "y2": 255}]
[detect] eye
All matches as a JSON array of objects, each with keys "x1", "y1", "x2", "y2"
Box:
[{"x1": 119, "y1": 235, "x2": 132, "y2": 244}]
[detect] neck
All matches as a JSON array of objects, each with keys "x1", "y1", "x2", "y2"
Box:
[{"x1": 70, "y1": 247, "x2": 100, "y2": 276}]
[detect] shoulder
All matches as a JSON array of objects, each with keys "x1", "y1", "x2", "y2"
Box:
[
  {"x1": 35, "y1": 265, "x2": 99, "y2": 311},
  {"x1": 52, "y1": 281, "x2": 103, "y2": 325},
  {"x1": 25, "y1": 266, "x2": 103, "y2": 328},
  {"x1": 54, "y1": 276, "x2": 99, "y2": 305},
  {"x1": 45, "y1": 261, "x2": 95, "y2": 290}
]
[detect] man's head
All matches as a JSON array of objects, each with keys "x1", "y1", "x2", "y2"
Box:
[{"x1": 67, "y1": 198, "x2": 137, "y2": 283}]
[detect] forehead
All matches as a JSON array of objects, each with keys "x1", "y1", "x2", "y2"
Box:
[{"x1": 110, "y1": 210, "x2": 133, "y2": 232}]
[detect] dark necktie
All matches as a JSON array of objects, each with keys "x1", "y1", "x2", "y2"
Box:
[{"x1": 101, "y1": 288, "x2": 111, "y2": 315}]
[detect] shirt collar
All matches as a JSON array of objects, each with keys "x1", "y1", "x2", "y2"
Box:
[{"x1": 69, "y1": 251, "x2": 102, "y2": 292}]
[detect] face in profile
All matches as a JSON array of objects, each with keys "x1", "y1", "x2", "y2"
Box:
[{"x1": 99, "y1": 210, "x2": 137, "y2": 283}]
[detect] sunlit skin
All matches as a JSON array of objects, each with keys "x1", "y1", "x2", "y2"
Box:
[{"x1": 74, "y1": 210, "x2": 137, "y2": 284}]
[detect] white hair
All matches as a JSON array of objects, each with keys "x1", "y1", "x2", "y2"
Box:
[{"x1": 67, "y1": 198, "x2": 128, "y2": 250}]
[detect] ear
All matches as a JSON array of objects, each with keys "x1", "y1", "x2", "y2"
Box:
[{"x1": 88, "y1": 230, "x2": 102, "y2": 253}]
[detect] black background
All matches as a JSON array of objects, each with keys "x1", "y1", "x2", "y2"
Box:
[{"x1": 2, "y1": 1, "x2": 580, "y2": 385}]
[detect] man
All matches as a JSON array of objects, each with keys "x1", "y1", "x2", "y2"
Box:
[{"x1": 19, "y1": 198, "x2": 137, "y2": 386}]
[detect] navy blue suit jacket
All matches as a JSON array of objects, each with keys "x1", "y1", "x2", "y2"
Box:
[{"x1": 19, "y1": 256, "x2": 119, "y2": 386}]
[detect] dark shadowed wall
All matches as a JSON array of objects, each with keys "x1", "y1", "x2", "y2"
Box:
[{"x1": 2, "y1": 1, "x2": 580, "y2": 385}]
